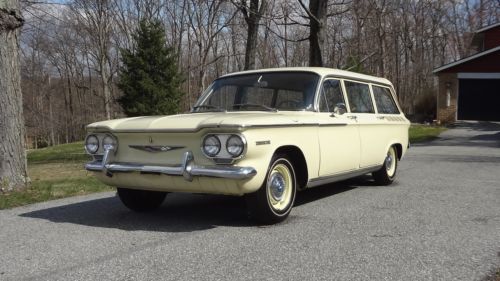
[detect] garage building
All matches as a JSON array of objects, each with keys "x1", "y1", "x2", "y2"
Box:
[{"x1": 434, "y1": 22, "x2": 500, "y2": 124}]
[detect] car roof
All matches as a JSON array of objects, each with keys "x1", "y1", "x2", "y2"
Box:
[{"x1": 220, "y1": 67, "x2": 393, "y2": 87}]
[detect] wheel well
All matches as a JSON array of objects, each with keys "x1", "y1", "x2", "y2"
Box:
[
  {"x1": 393, "y1": 143, "x2": 403, "y2": 160},
  {"x1": 275, "y1": 146, "x2": 308, "y2": 189}
]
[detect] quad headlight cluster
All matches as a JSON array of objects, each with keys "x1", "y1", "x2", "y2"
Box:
[
  {"x1": 85, "y1": 134, "x2": 118, "y2": 154},
  {"x1": 202, "y1": 134, "x2": 246, "y2": 159}
]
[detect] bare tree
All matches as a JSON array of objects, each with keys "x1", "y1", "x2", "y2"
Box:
[
  {"x1": 71, "y1": 0, "x2": 115, "y2": 120},
  {"x1": 233, "y1": 0, "x2": 267, "y2": 70},
  {"x1": 298, "y1": 0, "x2": 349, "y2": 66},
  {"x1": 187, "y1": 0, "x2": 237, "y2": 95},
  {"x1": 0, "y1": 0, "x2": 27, "y2": 191},
  {"x1": 16, "y1": 0, "x2": 499, "y2": 148}
]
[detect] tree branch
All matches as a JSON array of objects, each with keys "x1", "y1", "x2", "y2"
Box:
[{"x1": 297, "y1": 0, "x2": 320, "y2": 24}]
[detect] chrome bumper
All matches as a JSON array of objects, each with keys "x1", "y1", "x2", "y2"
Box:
[{"x1": 85, "y1": 150, "x2": 257, "y2": 181}]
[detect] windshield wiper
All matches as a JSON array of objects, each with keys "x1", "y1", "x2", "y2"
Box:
[
  {"x1": 191, "y1": 105, "x2": 225, "y2": 112},
  {"x1": 231, "y1": 103, "x2": 277, "y2": 112}
]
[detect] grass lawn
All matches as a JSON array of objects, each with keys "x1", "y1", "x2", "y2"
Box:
[
  {"x1": 27, "y1": 141, "x2": 91, "y2": 163},
  {"x1": 0, "y1": 144, "x2": 112, "y2": 210},
  {"x1": 409, "y1": 124, "x2": 447, "y2": 143},
  {"x1": 1, "y1": 124, "x2": 446, "y2": 209}
]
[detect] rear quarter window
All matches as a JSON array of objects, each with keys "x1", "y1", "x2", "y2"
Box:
[
  {"x1": 344, "y1": 81, "x2": 374, "y2": 113},
  {"x1": 372, "y1": 85, "x2": 400, "y2": 114}
]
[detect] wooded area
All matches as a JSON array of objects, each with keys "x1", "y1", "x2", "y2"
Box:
[{"x1": 20, "y1": 0, "x2": 500, "y2": 148}]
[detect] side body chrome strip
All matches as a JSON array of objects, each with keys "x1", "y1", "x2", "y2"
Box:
[
  {"x1": 306, "y1": 165, "x2": 382, "y2": 188},
  {"x1": 88, "y1": 122, "x2": 348, "y2": 133}
]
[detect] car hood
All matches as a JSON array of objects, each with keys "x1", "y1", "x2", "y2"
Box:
[{"x1": 86, "y1": 111, "x2": 316, "y2": 132}]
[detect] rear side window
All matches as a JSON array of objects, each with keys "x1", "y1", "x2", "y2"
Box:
[
  {"x1": 319, "y1": 79, "x2": 345, "y2": 112},
  {"x1": 372, "y1": 85, "x2": 400, "y2": 114},
  {"x1": 344, "y1": 81, "x2": 374, "y2": 113}
]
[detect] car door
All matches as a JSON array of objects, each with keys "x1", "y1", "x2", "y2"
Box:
[
  {"x1": 317, "y1": 78, "x2": 360, "y2": 177},
  {"x1": 343, "y1": 80, "x2": 384, "y2": 168}
]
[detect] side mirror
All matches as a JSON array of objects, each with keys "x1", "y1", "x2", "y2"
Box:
[{"x1": 332, "y1": 103, "x2": 347, "y2": 116}]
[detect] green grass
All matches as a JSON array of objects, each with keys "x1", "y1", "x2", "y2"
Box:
[
  {"x1": 1, "y1": 142, "x2": 111, "y2": 210},
  {"x1": 0, "y1": 177, "x2": 112, "y2": 209},
  {"x1": 27, "y1": 141, "x2": 90, "y2": 164},
  {"x1": 409, "y1": 124, "x2": 446, "y2": 143}
]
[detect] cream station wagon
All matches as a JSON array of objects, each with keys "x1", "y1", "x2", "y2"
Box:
[{"x1": 84, "y1": 67, "x2": 410, "y2": 224}]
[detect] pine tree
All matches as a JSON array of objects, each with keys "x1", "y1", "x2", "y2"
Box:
[{"x1": 117, "y1": 19, "x2": 183, "y2": 116}]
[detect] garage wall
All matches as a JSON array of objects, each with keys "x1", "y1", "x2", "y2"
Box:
[{"x1": 437, "y1": 73, "x2": 458, "y2": 124}]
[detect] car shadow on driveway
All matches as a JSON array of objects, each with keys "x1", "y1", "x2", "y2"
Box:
[{"x1": 19, "y1": 179, "x2": 368, "y2": 232}]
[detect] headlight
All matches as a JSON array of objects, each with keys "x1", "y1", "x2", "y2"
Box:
[
  {"x1": 102, "y1": 135, "x2": 117, "y2": 151},
  {"x1": 85, "y1": 135, "x2": 99, "y2": 154},
  {"x1": 226, "y1": 135, "x2": 244, "y2": 157},
  {"x1": 202, "y1": 135, "x2": 221, "y2": 157}
]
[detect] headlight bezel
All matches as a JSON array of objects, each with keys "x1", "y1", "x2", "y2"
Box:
[
  {"x1": 202, "y1": 135, "x2": 222, "y2": 157},
  {"x1": 84, "y1": 134, "x2": 100, "y2": 154},
  {"x1": 201, "y1": 133, "x2": 247, "y2": 162},
  {"x1": 102, "y1": 134, "x2": 118, "y2": 151},
  {"x1": 226, "y1": 135, "x2": 245, "y2": 157},
  {"x1": 84, "y1": 133, "x2": 118, "y2": 155}
]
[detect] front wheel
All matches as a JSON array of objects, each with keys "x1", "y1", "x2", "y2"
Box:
[
  {"x1": 372, "y1": 146, "x2": 398, "y2": 185},
  {"x1": 245, "y1": 155, "x2": 297, "y2": 224},
  {"x1": 117, "y1": 188, "x2": 167, "y2": 212}
]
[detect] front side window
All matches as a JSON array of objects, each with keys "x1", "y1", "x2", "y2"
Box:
[
  {"x1": 319, "y1": 79, "x2": 345, "y2": 112},
  {"x1": 344, "y1": 81, "x2": 374, "y2": 113},
  {"x1": 372, "y1": 85, "x2": 400, "y2": 114},
  {"x1": 194, "y1": 72, "x2": 320, "y2": 112}
]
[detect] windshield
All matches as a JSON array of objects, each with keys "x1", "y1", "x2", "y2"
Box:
[{"x1": 193, "y1": 72, "x2": 320, "y2": 112}]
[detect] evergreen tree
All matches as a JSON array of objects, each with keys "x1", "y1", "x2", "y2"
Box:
[{"x1": 117, "y1": 19, "x2": 183, "y2": 116}]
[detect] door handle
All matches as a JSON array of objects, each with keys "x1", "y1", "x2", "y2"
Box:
[
  {"x1": 376, "y1": 116, "x2": 385, "y2": 120},
  {"x1": 347, "y1": 115, "x2": 357, "y2": 120}
]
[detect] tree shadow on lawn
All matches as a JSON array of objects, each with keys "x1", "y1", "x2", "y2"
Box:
[{"x1": 19, "y1": 177, "x2": 373, "y2": 233}]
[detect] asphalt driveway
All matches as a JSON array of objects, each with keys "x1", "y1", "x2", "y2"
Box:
[{"x1": 0, "y1": 121, "x2": 499, "y2": 281}]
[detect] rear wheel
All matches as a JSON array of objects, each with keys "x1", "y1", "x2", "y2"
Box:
[
  {"x1": 245, "y1": 155, "x2": 297, "y2": 224},
  {"x1": 117, "y1": 188, "x2": 167, "y2": 212},
  {"x1": 372, "y1": 145, "x2": 398, "y2": 185}
]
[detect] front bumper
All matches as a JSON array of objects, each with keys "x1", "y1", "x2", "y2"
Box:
[{"x1": 85, "y1": 150, "x2": 257, "y2": 181}]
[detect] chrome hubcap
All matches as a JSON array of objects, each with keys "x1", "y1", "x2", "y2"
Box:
[
  {"x1": 269, "y1": 173, "x2": 286, "y2": 201},
  {"x1": 385, "y1": 154, "x2": 393, "y2": 171}
]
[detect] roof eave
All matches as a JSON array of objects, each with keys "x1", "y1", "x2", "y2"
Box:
[
  {"x1": 475, "y1": 22, "x2": 500, "y2": 34},
  {"x1": 433, "y1": 46, "x2": 500, "y2": 74}
]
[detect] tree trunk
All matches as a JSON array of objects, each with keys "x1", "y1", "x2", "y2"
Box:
[
  {"x1": 101, "y1": 58, "x2": 112, "y2": 120},
  {"x1": 308, "y1": 0, "x2": 327, "y2": 67},
  {"x1": 0, "y1": 1, "x2": 28, "y2": 191},
  {"x1": 242, "y1": 0, "x2": 266, "y2": 70},
  {"x1": 244, "y1": 17, "x2": 258, "y2": 70}
]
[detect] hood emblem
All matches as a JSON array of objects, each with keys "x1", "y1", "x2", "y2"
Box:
[{"x1": 129, "y1": 145, "x2": 185, "y2": 153}]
